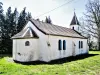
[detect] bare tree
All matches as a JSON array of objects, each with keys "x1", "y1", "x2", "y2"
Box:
[{"x1": 81, "y1": 0, "x2": 100, "y2": 50}]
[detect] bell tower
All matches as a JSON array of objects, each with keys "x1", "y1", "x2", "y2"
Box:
[{"x1": 70, "y1": 12, "x2": 80, "y2": 32}]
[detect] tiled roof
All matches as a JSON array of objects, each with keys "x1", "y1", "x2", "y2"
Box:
[
  {"x1": 30, "y1": 19, "x2": 85, "y2": 38},
  {"x1": 12, "y1": 18, "x2": 86, "y2": 39},
  {"x1": 12, "y1": 27, "x2": 39, "y2": 39}
]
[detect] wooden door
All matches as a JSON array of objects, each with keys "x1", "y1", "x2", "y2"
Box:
[{"x1": 72, "y1": 42, "x2": 76, "y2": 56}]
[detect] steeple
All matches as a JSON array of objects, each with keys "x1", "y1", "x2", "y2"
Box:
[
  {"x1": 70, "y1": 12, "x2": 80, "y2": 25},
  {"x1": 70, "y1": 11, "x2": 80, "y2": 32}
]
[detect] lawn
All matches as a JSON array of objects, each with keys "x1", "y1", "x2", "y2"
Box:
[{"x1": 0, "y1": 51, "x2": 100, "y2": 75}]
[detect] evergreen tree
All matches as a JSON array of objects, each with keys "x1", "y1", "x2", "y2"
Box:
[
  {"x1": 13, "y1": 8, "x2": 19, "y2": 34},
  {"x1": 27, "y1": 12, "x2": 32, "y2": 21},
  {"x1": 45, "y1": 16, "x2": 52, "y2": 24},
  {"x1": 0, "y1": 2, "x2": 6, "y2": 53},
  {"x1": 1, "y1": 7, "x2": 18, "y2": 54},
  {"x1": 0, "y1": 2, "x2": 4, "y2": 36},
  {"x1": 17, "y1": 7, "x2": 27, "y2": 32},
  {"x1": 45, "y1": 16, "x2": 48, "y2": 23},
  {"x1": 0, "y1": 5, "x2": 32, "y2": 54},
  {"x1": 5, "y1": 7, "x2": 12, "y2": 36},
  {"x1": 0, "y1": 2, "x2": 3, "y2": 13},
  {"x1": 2, "y1": 7, "x2": 14, "y2": 53}
]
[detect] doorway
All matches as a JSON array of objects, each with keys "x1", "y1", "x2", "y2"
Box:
[{"x1": 72, "y1": 42, "x2": 76, "y2": 56}]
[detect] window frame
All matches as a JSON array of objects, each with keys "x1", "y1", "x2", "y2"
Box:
[
  {"x1": 25, "y1": 41, "x2": 30, "y2": 46},
  {"x1": 79, "y1": 41, "x2": 83, "y2": 49},
  {"x1": 79, "y1": 41, "x2": 81, "y2": 49},
  {"x1": 63, "y1": 40, "x2": 66, "y2": 50},
  {"x1": 81, "y1": 41, "x2": 83, "y2": 48},
  {"x1": 58, "y1": 40, "x2": 62, "y2": 50}
]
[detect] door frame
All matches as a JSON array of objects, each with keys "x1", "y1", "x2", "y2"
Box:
[{"x1": 72, "y1": 41, "x2": 76, "y2": 56}]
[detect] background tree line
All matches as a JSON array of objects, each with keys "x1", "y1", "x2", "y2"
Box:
[
  {"x1": 79, "y1": 0, "x2": 100, "y2": 50},
  {"x1": 0, "y1": 0, "x2": 99, "y2": 54},
  {"x1": 0, "y1": 2, "x2": 32, "y2": 54}
]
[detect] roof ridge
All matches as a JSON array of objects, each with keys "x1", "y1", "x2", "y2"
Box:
[{"x1": 31, "y1": 18, "x2": 72, "y2": 30}]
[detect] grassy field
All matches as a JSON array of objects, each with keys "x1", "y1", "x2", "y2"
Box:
[{"x1": 0, "y1": 51, "x2": 100, "y2": 75}]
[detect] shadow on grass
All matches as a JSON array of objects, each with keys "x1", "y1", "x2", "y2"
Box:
[{"x1": 14, "y1": 54, "x2": 99, "y2": 65}]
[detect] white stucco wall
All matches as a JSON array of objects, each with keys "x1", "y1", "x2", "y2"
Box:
[
  {"x1": 25, "y1": 22, "x2": 51, "y2": 61},
  {"x1": 13, "y1": 21, "x2": 88, "y2": 62},
  {"x1": 48, "y1": 35, "x2": 88, "y2": 61},
  {"x1": 13, "y1": 21, "x2": 51, "y2": 62},
  {"x1": 13, "y1": 38, "x2": 39, "y2": 62}
]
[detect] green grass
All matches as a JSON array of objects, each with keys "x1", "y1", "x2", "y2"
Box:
[
  {"x1": 0, "y1": 51, "x2": 100, "y2": 75},
  {"x1": 89, "y1": 51, "x2": 100, "y2": 54}
]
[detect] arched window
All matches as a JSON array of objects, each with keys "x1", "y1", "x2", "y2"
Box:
[
  {"x1": 73, "y1": 27, "x2": 74, "y2": 30},
  {"x1": 63, "y1": 40, "x2": 66, "y2": 50},
  {"x1": 79, "y1": 41, "x2": 81, "y2": 49},
  {"x1": 81, "y1": 41, "x2": 83, "y2": 48},
  {"x1": 25, "y1": 41, "x2": 30, "y2": 46},
  {"x1": 58, "y1": 40, "x2": 62, "y2": 50},
  {"x1": 79, "y1": 41, "x2": 83, "y2": 49}
]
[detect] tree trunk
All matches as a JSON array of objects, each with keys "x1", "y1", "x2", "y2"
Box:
[
  {"x1": 97, "y1": 39, "x2": 100, "y2": 50},
  {"x1": 98, "y1": 37, "x2": 100, "y2": 50},
  {"x1": 98, "y1": 29, "x2": 100, "y2": 50},
  {"x1": 99, "y1": 42, "x2": 100, "y2": 50}
]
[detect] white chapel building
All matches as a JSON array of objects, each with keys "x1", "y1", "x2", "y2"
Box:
[{"x1": 12, "y1": 12, "x2": 89, "y2": 62}]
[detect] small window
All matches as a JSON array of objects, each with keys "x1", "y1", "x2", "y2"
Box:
[
  {"x1": 25, "y1": 41, "x2": 30, "y2": 46},
  {"x1": 79, "y1": 41, "x2": 83, "y2": 49},
  {"x1": 63, "y1": 40, "x2": 66, "y2": 50},
  {"x1": 79, "y1": 41, "x2": 81, "y2": 49},
  {"x1": 58, "y1": 40, "x2": 62, "y2": 50}
]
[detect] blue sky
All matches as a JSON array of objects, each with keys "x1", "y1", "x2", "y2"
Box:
[{"x1": 1, "y1": 0, "x2": 88, "y2": 27}]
